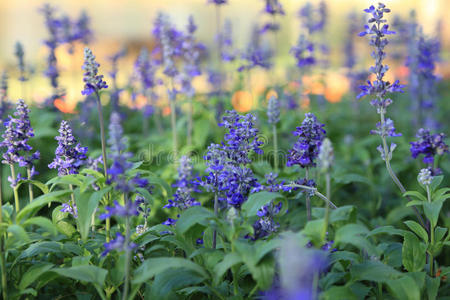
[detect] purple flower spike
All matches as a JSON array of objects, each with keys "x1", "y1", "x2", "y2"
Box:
[
  {"x1": 49, "y1": 120, "x2": 88, "y2": 176},
  {"x1": 81, "y1": 47, "x2": 108, "y2": 96}
]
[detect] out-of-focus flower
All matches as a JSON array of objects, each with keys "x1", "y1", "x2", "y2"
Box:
[
  {"x1": 410, "y1": 128, "x2": 448, "y2": 165},
  {"x1": 290, "y1": 35, "x2": 315, "y2": 69},
  {"x1": 267, "y1": 96, "x2": 280, "y2": 125},
  {"x1": 102, "y1": 232, "x2": 137, "y2": 256},
  {"x1": 418, "y1": 168, "x2": 433, "y2": 186}
]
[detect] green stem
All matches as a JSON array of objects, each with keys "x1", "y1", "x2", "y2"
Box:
[
  {"x1": 305, "y1": 168, "x2": 311, "y2": 221},
  {"x1": 322, "y1": 172, "x2": 331, "y2": 243},
  {"x1": 285, "y1": 183, "x2": 337, "y2": 209},
  {"x1": 10, "y1": 164, "x2": 19, "y2": 213},
  {"x1": 311, "y1": 270, "x2": 319, "y2": 300},
  {"x1": 122, "y1": 194, "x2": 131, "y2": 300},
  {"x1": 27, "y1": 167, "x2": 34, "y2": 203},
  {"x1": 187, "y1": 97, "x2": 193, "y2": 149},
  {"x1": 379, "y1": 109, "x2": 427, "y2": 231},
  {"x1": 95, "y1": 91, "x2": 110, "y2": 241},
  {"x1": 212, "y1": 192, "x2": 218, "y2": 249},
  {"x1": 0, "y1": 237, "x2": 6, "y2": 300},
  {"x1": 426, "y1": 185, "x2": 434, "y2": 276},
  {"x1": 272, "y1": 124, "x2": 278, "y2": 173},
  {"x1": 0, "y1": 168, "x2": 5, "y2": 300}
]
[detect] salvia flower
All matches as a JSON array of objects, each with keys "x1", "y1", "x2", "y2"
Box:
[
  {"x1": 253, "y1": 200, "x2": 282, "y2": 239},
  {"x1": 207, "y1": 0, "x2": 227, "y2": 5},
  {"x1": 164, "y1": 156, "x2": 200, "y2": 225},
  {"x1": 99, "y1": 200, "x2": 139, "y2": 220},
  {"x1": 318, "y1": 138, "x2": 333, "y2": 173},
  {"x1": 48, "y1": 120, "x2": 88, "y2": 176},
  {"x1": 107, "y1": 112, "x2": 148, "y2": 193},
  {"x1": 287, "y1": 113, "x2": 326, "y2": 168},
  {"x1": 102, "y1": 232, "x2": 137, "y2": 256},
  {"x1": 267, "y1": 96, "x2": 280, "y2": 125},
  {"x1": 238, "y1": 25, "x2": 272, "y2": 72},
  {"x1": 410, "y1": 128, "x2": 448, "y2": 165},
  {"x1": 61, "y1": 202, "x2": 78, "y2": 218},
  {"x1": 418, "y1": 168, "x2": 433, "y2": 186},
  {"x1": 73, "y1": 10, "x2": 93, "y2": 45},
  {"x1": 370, "y1": 118, "x2": 402, "y2": 138},
  {"x1": 0, "y1": 99, "x2": 40, "y2": 167},
  {"x1": 298, "y1": 0, "x2": 327, "y2": 35},
  {"x1": 203, "y1": 110, "x2": 264, "y2": 209},
  {"x1": 219, "y1": 20, "x2": 238, "y2": 62},
  {"x1": 0, "y1": 71, "x2": 10, "y2": 121},
  {"x1": 290, "y1": 35, "x2": 315, "y2": 69},
  {"x1": 14, "y1": 42, "x2": 26, "y2": 81},
  {"x1": 81, "y1": 47, "x2": 108, "y2": 96},
  {"x1": 358, "y1": 3, "x2": 404, "y2": 110}
]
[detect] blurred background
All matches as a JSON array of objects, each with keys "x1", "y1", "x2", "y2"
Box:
[{"x1": 0, "y1": 0, "x2": 449, "y2": 109}]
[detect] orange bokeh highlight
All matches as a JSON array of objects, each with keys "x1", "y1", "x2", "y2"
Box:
[
  {"x1": 324, "y1": 73, "x2": 349, "y2": 103},
  {"x1": 54, "y1": 98, "x2": 76, "y2": 114},
  {"x1": 266, "y1": 89, "x2": 278, "y2": 100},
  {"x1": 231, "y1": 90, "x2": 253, "y2": 113}
]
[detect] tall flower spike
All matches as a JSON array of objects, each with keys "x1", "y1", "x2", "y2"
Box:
[
  {"x1": 267, "y1": 95, "x2": 280, "y2": 125},
  {"x1": 107, "y1": 112, "x2": 148, "y2": 193},
  {"x1": 318, "y1": 138, "x2": 333, "y2": 173},
  {"x1": 14, "y1": 42, "x2": 26, "y2": 81},
  {"x1": 287, "y1": 113, "x2": 326, "y2": 168},
  {"x1": 358, "y1": 3, "x2": 404, "y2": 110},
  {"x1": 290, "y1": 35, "x2": 315, "y2": 68},
  {"x1": 81, "y1": 47, "x2": 108, "y2": 96},
  {"x1": 0, "y1": 100, "x2": 40, "y2": 167},
  {"x1": 49, "y1": 120, "x2": 88, "y2": 176},
  {"x1": 164, "y1": 156, "x2": 200, "y2": 225},
  {"x1": 0, "y1": 71, "x2": 10, "y2": 121}
]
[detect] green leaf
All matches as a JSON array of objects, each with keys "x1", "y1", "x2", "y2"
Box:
[
  {"x1": 404, "y1": 220, "x2": 428, "y2": 243},
  {"x1": 406, "y1": 200, "x2": 425, "y2": 207},
  {"x1": 434, "y1": 226, "x2": 447, "y2": 242},
  {"x1": 322, "y1": 286, "x2": 358, "y2": 300},
  {"x1": 132, "y1": 257, "x2": 209, "y2": 284},
  {"x1": 213, "y1": 252, "x2": 242, "y2": 285},
  {"x1": 51, "y1": 265, "x2": 107, "y2": 287},
  {"x1": 175, "y1": 206, "x2": 214, "y2": 235},
  {"x1": 17, "y1": 190, "x2": 69, "y2": 222},
  {"x1": 75, "y1": 187, "x2": 111, "y2": 240},
  {"x1": 17, "y1": 180, "x2": 49, "y2": 194},
  {"x1": 47, "y1": 175, "x2": 84, "y2": 189},
  {"x1": 350, "y1": 261, "x2": 400, "y2": 283},
  {"x1": 329, "y1": 205, "x2": 356, "y2": 223},
  {"x1": 6, "y1": 224, "x2": 30, "y2": 248},
  {"x1": 403, "y1": 191, "x2": 427, "y2": 202},
  {"x1": 425, "y1": 275, "x2": 440, "y2": 300},
  {"x1": 402, "y1": 231, "x2": 427, "y2": 272},
  {"x1": 429, "y1": 175, "x2": 443, "y2": 192},
  {"x1": 302, "y1": 219, "x2": 325, "y2": 246},
  {"x1": 242, "y1": 191, "x2": 283, "y2": 217},
  {"x1": 334, "y1": 173, "x2": 370, "y2": 185},
  {"x1": 386, "y1": 275, "x2": 421, "y2": 300},
  {"x1": 423, "y1": 200, "x2": 443, "y2": 228},
  {"x1": 23, "y1": 217, "x2": 58, "y2": 236},
  {"x1": 367, "y1": 225, "x2": 404, "y2": 237},
  {"x1": 193, "y1": 119, "x2": 210, "y2": 147},
  {"x1": 19, "y1": 263, "x2": 54, "y2": 289},
  {"x1": 151, "y1": 268, "x2": 205, "y2": 298},
  {"x1": 335, "y1": 224, "x2": 377, "y2": 255}
]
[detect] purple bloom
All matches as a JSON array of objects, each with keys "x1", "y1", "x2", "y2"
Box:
[
  {"x1": 207, "y1": 0, "x2": 227, "y2": 5},
  {"x1": 287, "y1": 113, "x2": 326, "y2": 168},
  {"x1": 0, "y1": 100, "x2": 40, "y2": 167},
  {"x1": 48, "y1": 120, "x2": 88, "y2": 176},
  {"x1": 99, "y1": 200, "x2": 139, "y2": 220},
  {"x1": 238, "y1": 25, "x2": 272, "y2": 72},
  {"x1": 81, "y1": 47, "x2": 108, "y2": 96},
  {"x1": 202, "y1": 111, "x2": 263, "y2": 209},
  {"x1": 410, "y1": 128, "x2": 448, "y2": 165},
  {"x1": 61, "y1": 202, "x2": 78, "y2": 218},
  {"x1": 73, "y1": 10, "x2": 92, "y2": 45},
  {"x1": 264, "y1": 0, "x2": 285, "y2": 16},
  {"x1": 370, "y1": 118, "x2": 402, "y2": 137},
  {"x1": 298, "y1": 0, "x2": 327, "y2": 35},
  {"x1": 290, "y1": 35, "x2": 315, "y2": 68},
  {"x1": 102, "y1": 232, "x2": 137, "y2": 256},
  {"x1": 219, "y1": 20, "x2": 237, "y2": 62},
  {"x1": 107, "y1": 112, "x2": 148, "y2": 193},
  {"x1": 358, "y1": 3, "x2": 404, "y2": 109}
]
